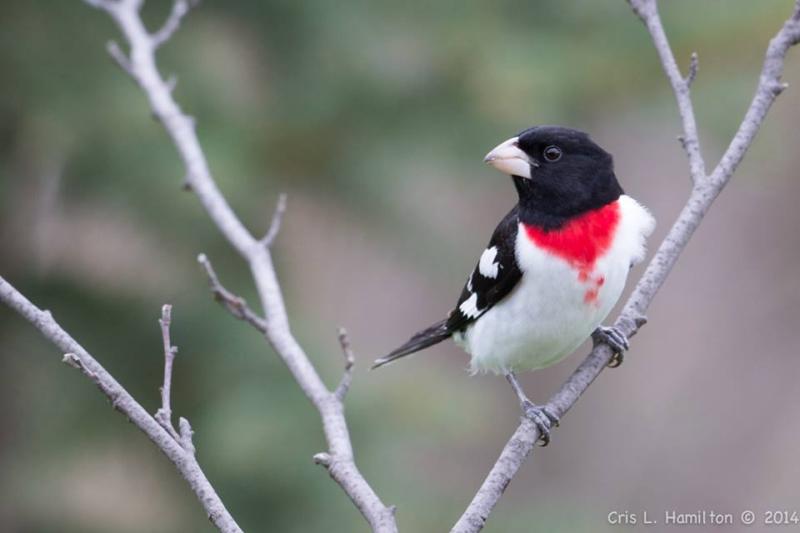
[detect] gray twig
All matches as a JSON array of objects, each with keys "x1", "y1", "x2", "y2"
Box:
[
  {"x1": 686, "y1": 52, "x2": 699, "y2": 86},
  {"x1": 260, "y1": 193, "x2": 288, "y2": 248},
  {"x1": 106, "y1": 41, "x2": 134, "y2": 77},
  {"x1": 451, "y1": 1, "x2": 800, "y2": 531},
  {"x1": 152, "y1": 0, "x2": 197, "y2": 49},
  {"x1": 197, "y1": 254, "x2": 268, "y2": 333},
  {"x1": 628, "y1": 0, "x2": 706, "y2": 184},
  {"x1": 155, "y1": 304, "x2": 181, "y2": 442},
  {"x1": 334, "y1": 328, "x2": 356, "y2": 401}
]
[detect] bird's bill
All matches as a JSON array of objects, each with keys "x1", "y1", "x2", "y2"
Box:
[{"x1": 483, "y1": 136, "x2": 537, "y2": 178}]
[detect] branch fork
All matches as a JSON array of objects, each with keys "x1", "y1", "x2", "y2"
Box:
[
  {"x1": 1, "y1": 277, "x2": 243, "y2": 533},
  {"x1": 152, "y1": 0, "x2": 198, "y2": 49},
  {"x1": 260, "y1": 193, "x2": 288, "y2": 248},
  {"x1": 453, "y1": 1, "x2": 800, "y2": 530}
]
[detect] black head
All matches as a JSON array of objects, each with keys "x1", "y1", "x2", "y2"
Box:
[{"x1": 484, "y1": 126, "x2": 622, "y2": 229}]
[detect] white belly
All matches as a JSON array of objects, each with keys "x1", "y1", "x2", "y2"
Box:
[{"x1": 456, "y1": 195, "x2": 654, "y2": 374}]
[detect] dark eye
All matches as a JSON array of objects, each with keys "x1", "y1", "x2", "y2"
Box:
[{"x1": 543, "y1": 145, "x2": 562, "y2": 162}]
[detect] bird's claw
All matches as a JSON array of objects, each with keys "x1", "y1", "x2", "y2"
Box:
[
  {"x1": 521, "y1": 400, "x2": 560, "y2": 446},
  {"x1": 592, "y1": 325, "x2": 630, "y2": 368}
]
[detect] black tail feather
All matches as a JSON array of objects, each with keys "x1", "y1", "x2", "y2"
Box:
[{"x1": 372, "y1": 319, "x2": 451, "y2": 369}]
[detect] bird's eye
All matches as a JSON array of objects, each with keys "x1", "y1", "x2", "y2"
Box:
[{"x1": 543, "y1": 145, "x2": 562, "y2": 162}]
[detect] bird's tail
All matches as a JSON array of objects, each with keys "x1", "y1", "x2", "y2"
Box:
[{"x1": 372, "y1": 319, "x2": 451, "y2": 369}]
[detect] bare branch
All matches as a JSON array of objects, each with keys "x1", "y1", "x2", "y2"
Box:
[
  {"x1": 197, "y1": 253, "x2": 268, "y2": 333},
  {"x1": 154, "y1": 304, "x2": 181, "y2": 441},
  {"x1": 686, "y1": 52, "x2": 699, "y2": 87},
  {"x1": 0, "y1": 276, "x2": 243, "y2": 533},
  {"x1": 106, "y1": 40, "x2": 134, "y2": 77},
  {"x1": 259, "y1": 193, "x2": 288, "y2": 248},
  {"x1": 334, "y1": 328, "x2": 356, "y2": 401},
  {"x1": 452, "y1": 2, "x2": 800, "y2": 531},
  {"x1": 152, "y1": 0, "x2": 197, "y2": 49},
  {"x1": 629, "y1": 0, "x2": 706, "y2": 184},
  {"x1": 80, "y1": 1, "x2": 397, "y2": 529}
]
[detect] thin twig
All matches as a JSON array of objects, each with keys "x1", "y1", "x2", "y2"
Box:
[
  {"x1": 629, "y1": 0, "x2": 706, "y2": 184},
  {"x1": 334, "y1": 328, "x2": 356, "y2": 401},
  {"x1": 106, "y1": 41, "x2": 134, "y2": 77},
  {"x1": 152, "y1": 0, "x2": 197, "y2": 49},
  {"x1": 197, "y1": 254, "x2": 268, "y2": 333},
  {"x1": 451, "y1": 1, "x2": 800, "y2": 531},
  {"x1": 686, "y1": 52, "x2": 699, "y2": 86},
  {"x1": 260, "y1": 193, "x2": 288, "y2": 248},
  {"x1": 155, "y1": 304, "x2": 181, "y2": 441}
]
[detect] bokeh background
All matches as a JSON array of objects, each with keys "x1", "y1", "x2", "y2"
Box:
[{"x1": 2, "y1": 1, "x2": 800, "y2": 532}]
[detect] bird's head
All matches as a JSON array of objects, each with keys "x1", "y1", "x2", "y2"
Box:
[{"x1": 484, "y1": 126, "x2": 623, "y2": 224}]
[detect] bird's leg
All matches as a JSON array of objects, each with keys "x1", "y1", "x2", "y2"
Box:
[
  {"x1": 505, "y1": 372, "x2": 560, "y2": 446},
  {"x1": 592, "y1": 325, "x2": 630, "y2": 368}
]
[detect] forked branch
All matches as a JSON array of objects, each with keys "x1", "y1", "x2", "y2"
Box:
[
  {"x1": 451, "y1": 1, "x2": 800, "y2": 531},
  {"x1": 82, "y1": 0, "x2": 397, "y2": 530},
  {"x1": 0, "y1": 277, "x2": 241, "y2": 532}
]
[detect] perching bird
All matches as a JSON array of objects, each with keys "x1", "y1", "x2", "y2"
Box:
[{"x1": 373, "y1": 126, "x2": 655, "y2": 444}]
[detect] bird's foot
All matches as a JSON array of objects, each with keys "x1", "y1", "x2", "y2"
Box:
[
  {"x1": 592, "y1": 325, "x2": 630, "y2": 368},
  {"x1": 505, "y1": 371, "x2": 560, "y2": 446},
  {"x1": 521, "y1": 400, "x2": 560, "y2": 446}
]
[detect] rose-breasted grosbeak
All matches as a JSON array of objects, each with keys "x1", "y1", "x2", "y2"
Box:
[{"x1": 373, "y1": 126, "x2": 655, "y2": 444}]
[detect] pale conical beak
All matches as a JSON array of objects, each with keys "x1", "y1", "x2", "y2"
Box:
[{"x1": 483, "y1": 136, "x2": 536, "y2": 178}]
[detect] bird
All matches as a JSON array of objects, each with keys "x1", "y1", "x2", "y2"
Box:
[{"x1": 372, "y1": 125, "x2": 655, "y2": 444}]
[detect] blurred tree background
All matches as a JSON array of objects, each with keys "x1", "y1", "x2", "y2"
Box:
[{"x1": 1, "y1": 1, "x2": 799, "y2": 532}]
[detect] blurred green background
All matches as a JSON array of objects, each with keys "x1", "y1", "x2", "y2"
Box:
[{"x1": 2, "y1": 1, "x2": 800, "y2": 532}]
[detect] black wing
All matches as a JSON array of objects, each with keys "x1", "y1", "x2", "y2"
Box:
[
  {"x1": 373, "y1": 206, "x2": 522, "y2": 369},
  {"x1": 445, "y1": 205, "x2": 522, "y2": 332}
]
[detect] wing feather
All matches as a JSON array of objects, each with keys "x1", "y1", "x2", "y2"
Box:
[{"x1": 446, "y1": 206, "x2": 522, "y2": 332}]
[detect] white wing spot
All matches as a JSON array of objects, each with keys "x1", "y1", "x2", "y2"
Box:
[
  {"x1": 467, "y1": 273, "x2": 473, "y2": 292},
  {"x1": 479, "y1": 246, "x2": 500, "y2": 279},
  {"x1": 459, "y1": 293, "x2": 481, "y2": 319}
]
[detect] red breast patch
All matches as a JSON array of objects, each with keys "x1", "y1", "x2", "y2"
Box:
[{"x1": 523, "y1": 201, "x2": 620, "y2": 302}]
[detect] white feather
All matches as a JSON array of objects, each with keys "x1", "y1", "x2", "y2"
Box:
[
  {"x1": 478, "y1": 246, "x2": 500, "y2": 279},
  {"x1": 458, "y1": 293, "x2": 481, "y2": 319}
]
